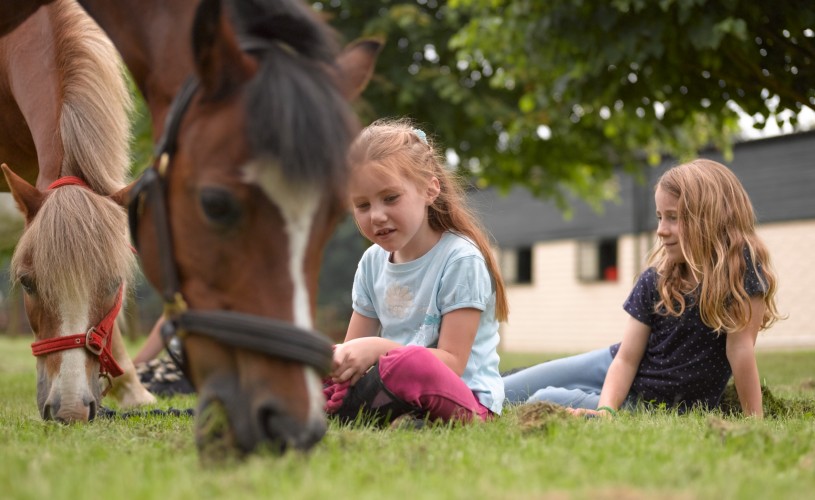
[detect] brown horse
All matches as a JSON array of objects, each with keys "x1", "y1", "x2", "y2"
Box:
[
  {"x1": 0, "y1": 0, "x2": 155, "y2": 422},
  {"x1": 1, "y1": 0, "x2": 379, "y2": 456}
]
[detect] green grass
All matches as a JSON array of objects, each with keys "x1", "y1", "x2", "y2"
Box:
[{"x1": 1, "y1": 336, "x2": 813, "y2": 499}]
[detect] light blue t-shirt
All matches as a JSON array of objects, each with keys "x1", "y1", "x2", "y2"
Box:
[{"x1": 352, "y1": 231, "x2": 504, "y2": 414}]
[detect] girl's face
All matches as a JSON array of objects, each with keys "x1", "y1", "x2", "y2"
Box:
[
  {"x1": 655, "y1": 186, "x2": 685, "y2": 264},
  {"x1": 349, "y1": 165, "x2": 440, "y2": 262}
]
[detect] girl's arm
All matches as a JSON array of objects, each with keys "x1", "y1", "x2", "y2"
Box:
[
  {"x1": 432, "y1": 307, "x2": 480, "y2": 376},
  {"x1": 332, "y1": 312, "x2": 400, "y2": 385},
  {"x1": 333, "y1": 307, "x2": 481, "y2": 383},
  {"x1": 726, "y1": 296, "x2": 765, "y2": 418},
  {"x1": 590, "y1": 316, "x2": 651, "y2": 415},
  {"x1": 132, "y1": 316, "x2": 165, "y2": 365}
]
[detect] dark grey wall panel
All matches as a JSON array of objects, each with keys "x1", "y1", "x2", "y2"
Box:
[{"x1": 472, "y1": 131, "x2": 815, "y2": 247}]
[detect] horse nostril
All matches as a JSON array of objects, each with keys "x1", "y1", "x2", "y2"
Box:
[
  {"x1": 43, "y1": 404, "x2": 54, "y2": 421},
  {"x1": 257, "y1": 404, "x2": 291, "y2": 454},
  {"x1": 87, "y1": 399, "x2": 97, "y2": 421}
]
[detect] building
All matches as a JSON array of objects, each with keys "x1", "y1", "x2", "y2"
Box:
[{"x1": 470, "y1": 130, "x2": 815, "y2": 353}]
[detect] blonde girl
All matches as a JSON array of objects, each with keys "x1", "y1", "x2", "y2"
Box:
[
  {"x1": 324, "y1": 118, "x2": 508, "y2": 425},
  {"x1": 503, "y1": 159, "x2": 781, "y2": 417}
]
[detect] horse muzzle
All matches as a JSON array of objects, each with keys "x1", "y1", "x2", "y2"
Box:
[
  {"x1": 194, "y1": 373, "x2": 327, "y2": 459},
  {"x1": 37, "y1": 362, "x2": 101, "y2": 423}
]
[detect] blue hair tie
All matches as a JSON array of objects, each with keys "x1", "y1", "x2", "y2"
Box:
[{"x1": 412, "y1": 128, "x2": 428, "y2": 145}]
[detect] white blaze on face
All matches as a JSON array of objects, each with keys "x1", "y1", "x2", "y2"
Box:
[
  {"x1": 304, "y1": 367, "x2": 326, "y2": 424},
  {"x1": 245, "y1": 160, "x2": 327, "y2": 418},
  {"x1": 53, "y1": 302, "x2": 93, "y2": 406},
  {"x1": 245, "y1": 160, "x2": 320, "y2": 330}
]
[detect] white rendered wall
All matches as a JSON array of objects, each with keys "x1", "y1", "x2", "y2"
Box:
[{"x1": 500, "y1": 221, "x2": 815, "y2": 353}]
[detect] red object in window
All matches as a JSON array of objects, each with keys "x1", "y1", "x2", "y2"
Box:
[{"x1": 604, "y1": 266, "x2": 618, "y2": 281}]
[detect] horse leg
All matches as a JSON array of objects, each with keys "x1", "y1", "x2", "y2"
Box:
[{"x1": 106, "y1": 323, "x2": 157, "y2": 407}]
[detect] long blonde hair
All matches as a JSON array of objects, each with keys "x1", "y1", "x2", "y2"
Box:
[
  {"x1": 348, "y1": 118, "x2": 509, "y2": 321},
  {"x1": 646, "y1": 159, "x2": 781, "y2": 333}
]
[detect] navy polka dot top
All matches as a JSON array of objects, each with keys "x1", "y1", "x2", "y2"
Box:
[{"x1": 610, "y1": 253, "x2": 766, "y2": 410}]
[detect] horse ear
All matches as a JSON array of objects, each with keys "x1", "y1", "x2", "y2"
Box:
[
  {"x1": 192, "y1": 0, "x2": 256, "y2": 99},
  {"x1": 0, "y1": 0, "x2": 53, "y2": 37},
  {"x1": 110, "y1": 179, "x2": 138, "y2": 208},
  {"x1": 1, "y1": 163, "x2": 45, "y2": 223},
  {"x1": 332, "y1": 38, "x2": 382, "y2": 101}
]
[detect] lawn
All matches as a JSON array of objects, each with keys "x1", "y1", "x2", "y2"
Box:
[{"x1": 1, "y1": 336, "x2": 813, "y2": 500}]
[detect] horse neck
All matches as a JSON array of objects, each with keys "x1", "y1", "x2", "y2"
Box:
[
  {"x1": 77, "y1": 0, "x2": 197, "y2": 112},
  {"x1": 0, "y1": 5, "x2": 65, "y2": 190}
]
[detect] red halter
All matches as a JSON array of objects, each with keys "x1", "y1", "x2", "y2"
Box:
[
  {"x1": 30, "y1": 285, "x2": 125, "y2": 378},
  {"x1": 47, "y1": 176, "x2": 88, "y2": 190},
  {"x1": 29, "y1": 176, "x2": 124, "y2": 378}
]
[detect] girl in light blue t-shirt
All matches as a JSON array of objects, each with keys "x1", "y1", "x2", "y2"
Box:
[{"x1": 324, "y1": 118, "x2": 508, "y2": 425}]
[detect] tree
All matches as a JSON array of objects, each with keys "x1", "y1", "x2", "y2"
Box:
[{"x1": 321, "y1": 0, "x2": 815, "y2": 208}]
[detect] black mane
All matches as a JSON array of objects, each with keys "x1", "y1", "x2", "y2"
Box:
[
  {"x1": 229, "y1": 0, "x2": 355, "y2": 187},
  {"x1": 228, "y1": 0, "x2": 338, "y2": 62}
]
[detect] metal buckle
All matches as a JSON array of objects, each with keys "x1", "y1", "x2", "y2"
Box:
[
  {"x1": 163, "y1": 292, "x2": 189, "y2": 318},
  {"x1": 157, "y1": 152, "x2": 170, "y2": 177},
  {"x1": 84, "y1": 327, "x2": 103, "y2": 356}
]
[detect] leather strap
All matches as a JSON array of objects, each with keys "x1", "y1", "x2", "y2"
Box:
[
  {"x1": 171, "y1": 310, "x2": 333, "y2": 374},
  {"x1": 30, "y1": 286, "x2": 125, "y2": 377},
  {"x1": 47, "y1": 176, "x2": 88, "y2": 190}
]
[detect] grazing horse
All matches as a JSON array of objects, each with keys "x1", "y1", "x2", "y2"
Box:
[
  {"x1": 0, "y1": 0, "x2": 156, "y2": 421},
  {"x1": 0, "y1": 0, "x2": 380, "y2": 455}
]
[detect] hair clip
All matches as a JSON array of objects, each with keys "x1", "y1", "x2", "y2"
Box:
[{"x1": 412, "y1": 128, "x2": 428, "y2": 145}]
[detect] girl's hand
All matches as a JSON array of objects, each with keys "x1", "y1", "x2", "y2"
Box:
[
  {"x1": 331, "y1": 340, "x2": 383, "y2": 385},
  {"x1": 567, "y1": 408, "x2": 614, "y2": 419},
  {"x1": 332, "y1": 313, "x2": 395, "y2": 385}
]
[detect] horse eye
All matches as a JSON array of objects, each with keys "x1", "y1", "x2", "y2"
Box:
[
  {"x1": 19, "y1": 275, "x2": 37, "y2": 295},
  {"x1": 199, "y1": 187, "x2": 241, "y2": 226}
]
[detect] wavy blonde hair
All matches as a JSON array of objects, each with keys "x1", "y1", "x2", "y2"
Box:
[
  {"x1": 348, "y1": 118, "x2": 509, "y2": 322},
  {"x1": 646, "y1": 159, "x2": 781, "y2": 333}
]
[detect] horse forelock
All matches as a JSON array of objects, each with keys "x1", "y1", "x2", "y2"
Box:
[
  {"x1": 51, "y1": 0, "x2": 132, "y2": 194},
  {"x1": 11, "y1": 188, "x2": 135, "y2": 311},
  {"x1": 244, "y1": 52, "x2": 355, "y2": 191}
]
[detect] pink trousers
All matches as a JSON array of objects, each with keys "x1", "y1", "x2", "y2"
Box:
[{"x1": 377, "y1": 345, "x2": 492, "y2": 423}]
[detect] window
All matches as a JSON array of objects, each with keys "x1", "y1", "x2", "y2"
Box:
[
  {"x1": 577, "y1": 238, "x2": 618, "y2": 282},
  {"x1": 499, "y1": 247, "x2": 532, "y2": 285}
]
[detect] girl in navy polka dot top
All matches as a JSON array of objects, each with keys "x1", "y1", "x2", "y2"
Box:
[{"x1": 503, "y1": 159, "x2": 782, "y2": 418}]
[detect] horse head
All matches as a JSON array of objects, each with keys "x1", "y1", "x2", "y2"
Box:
[
  {"x1": 3, "y1": 165, "x2": 140, "y2": 422},
  {"x1": 126, "y1": 0, "x2": 379, "y2": 455},
  {"x1": 0, "y1": 0, "x2": 156, "y2": 422}
]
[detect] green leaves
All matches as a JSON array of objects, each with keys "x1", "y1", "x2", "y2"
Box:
[{"x1": 323, "y1": 1, "x2": 812, "y2": 208}]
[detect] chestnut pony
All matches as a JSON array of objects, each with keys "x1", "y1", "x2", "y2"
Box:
[
  {"x1": 1, "y1": 0, "x2": 379, "y2": 456},
  {"x1": 0, "y1": 0, "x2": 155, "y2": 422}
]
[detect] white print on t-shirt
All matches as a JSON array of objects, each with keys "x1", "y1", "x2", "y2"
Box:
[{"x1": 385, "y1": 284, "x2": 413, "y2": 319}]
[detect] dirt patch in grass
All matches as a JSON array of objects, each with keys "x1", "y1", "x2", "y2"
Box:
[{"x1": 514, "y1": 401, "x2": 573, "y2": 433}]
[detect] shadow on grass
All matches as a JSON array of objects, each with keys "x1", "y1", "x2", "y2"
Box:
[{"x1": 718, "y1": 382, "x2": 815, "y2": 418}]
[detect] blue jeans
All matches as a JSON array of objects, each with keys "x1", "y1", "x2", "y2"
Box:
[{"x1": 503, "y1": 348, "x2": 616, "y2": 409}]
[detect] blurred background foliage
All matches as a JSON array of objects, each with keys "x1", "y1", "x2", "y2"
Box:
[{"x1": 323, "y1": 0, "x2": 814, "y2": 209}]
